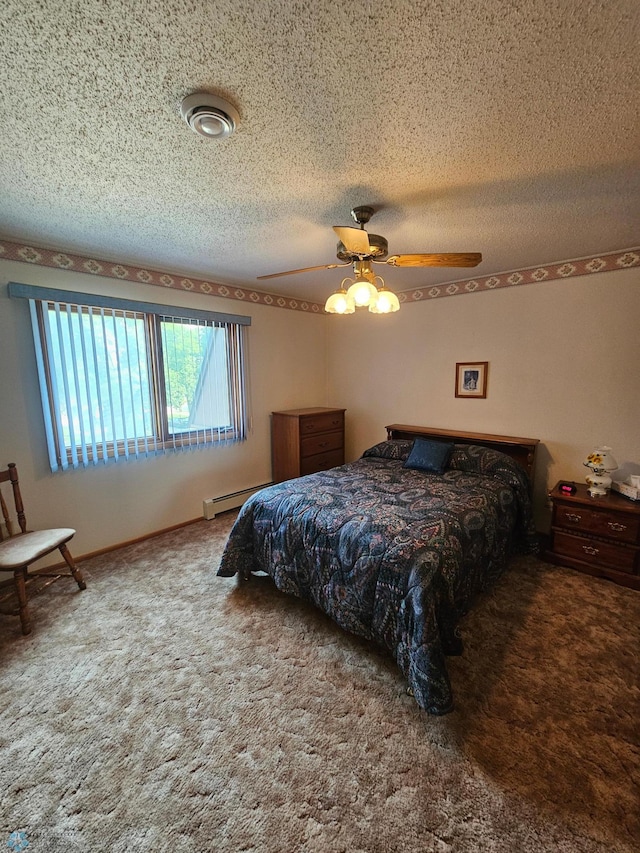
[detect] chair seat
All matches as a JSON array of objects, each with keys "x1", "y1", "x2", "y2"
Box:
[
  {"x1": 1, "y1": 463, "x2": 85, "y2": 634},
  {"x1": 0, "y1": 528, "x2": 76, "y2": 569}
]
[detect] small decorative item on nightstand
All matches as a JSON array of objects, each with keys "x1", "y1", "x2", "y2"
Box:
[{"x1": 583, "y1": 446, "x2": 618, "y2": 497}]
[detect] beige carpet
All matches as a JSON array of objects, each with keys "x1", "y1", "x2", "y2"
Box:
[{"x1": 0, "y1": 512, "x2": 638, "y2": 853}]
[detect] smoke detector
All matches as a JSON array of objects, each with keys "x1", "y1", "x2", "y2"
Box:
[{"x1": 180, "y1": 93, "x2": 239, "y2": 139}]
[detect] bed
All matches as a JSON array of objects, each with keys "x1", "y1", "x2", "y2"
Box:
[{"x1": 217, "y1": 425, "x2": 539, "y2": 714}]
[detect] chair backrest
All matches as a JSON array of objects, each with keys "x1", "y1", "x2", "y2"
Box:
[{"x1": 0, "y1": 463, "x2": 27, "y2": 540}]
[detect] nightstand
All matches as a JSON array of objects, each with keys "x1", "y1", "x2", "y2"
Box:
[{"x1": 545, "y1": 481, "x2": 640, "y2": 589}]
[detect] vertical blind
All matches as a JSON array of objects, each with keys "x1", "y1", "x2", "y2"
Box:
[{"x1": 9, "y1": 283, "x2": 250, "y2": 472}]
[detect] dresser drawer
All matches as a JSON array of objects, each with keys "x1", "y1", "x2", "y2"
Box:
[
  {"x1": 552, "y1": 530, "x2": 637, "y2": 574},
  {"x1": 301, "y1": 430, "x2": 343, "y2": 457},
  {"x1": 299, "y1": 411, "x2": 344, "y2": 436},
  {"x1": 555, "y1": 504, "x2": 640, "y2": 545},
  {"x1": 300, "y1": 449, "x2": 344, "y2": 476}
]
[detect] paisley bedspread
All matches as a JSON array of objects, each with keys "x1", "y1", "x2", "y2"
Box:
[{"x1": 217, "y1": 442, "x2": 538, "y2": 714}]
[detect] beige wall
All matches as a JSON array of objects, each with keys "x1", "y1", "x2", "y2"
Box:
[
  {"x1": 0, "y1": 260, "x2": 329, "y2": 556},
  {"x1": 1, "y1": 258, "x2": 639, "y2": 554},
  {"x1": 327, "y1": 267, "x2": 640, "y2": 529}
]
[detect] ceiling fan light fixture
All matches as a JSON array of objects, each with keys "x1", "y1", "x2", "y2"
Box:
[
  {"x1": 369, "y1": 286, "x2": 400, "y2": 314},
  {"x1": 324, "y1": 282, "x2": 355, "y2": 314},
  {"x1": 346, "y1": 277, "x2": 378, "y2": 308},
  {"x1": 345, "y1": 264, "x2": 379, "y2": 308},
  {"x1": 180, "y1": 93, "x2": 240, "y2": 139},
  {"x1": 259, "y1": 207, "x2": 477, "y2": 314}
]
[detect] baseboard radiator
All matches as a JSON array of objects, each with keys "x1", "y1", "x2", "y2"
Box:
[{"x1": 202, "y1": 484, "x2": 272, "y2": 520}]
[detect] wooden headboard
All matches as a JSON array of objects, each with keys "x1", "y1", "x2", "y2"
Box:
[{"x1": 385, "y1": 424, "x2": 539, "y2": 482}]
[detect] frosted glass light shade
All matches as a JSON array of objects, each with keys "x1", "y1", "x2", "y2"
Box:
[
  {"x1": 369, "y1": 288, "x2": 400, "y2": 313},
  {"x1": 324, "y1": 289, "x2": 355, "y2": 314},
  {"x1": 346, "y1": 278, "x2": 378, "y2": 307}
]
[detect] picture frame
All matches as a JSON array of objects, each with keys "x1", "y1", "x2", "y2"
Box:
[{"x1": 455, "y1": 361, "x2": 488, "y2": 398}]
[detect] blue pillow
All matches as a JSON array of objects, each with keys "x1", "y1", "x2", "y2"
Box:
[{"x1": 403, "y1": 438, "x2": 454, "y2": 474}]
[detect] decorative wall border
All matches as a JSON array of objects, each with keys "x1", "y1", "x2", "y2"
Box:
[
  {"x1": 0, "y1": 238, "x2": 637, "y2": 313},
  {"x1": 397, "y1": 249, "x2": 640, "y2": 305},
  {"x1": 0, "y1": 239, "x2": 325, "y2": 313}
]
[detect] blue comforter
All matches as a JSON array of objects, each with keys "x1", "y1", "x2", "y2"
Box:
[{"x1": 217, "y1": 441, "x2": 538, "y2": 714}]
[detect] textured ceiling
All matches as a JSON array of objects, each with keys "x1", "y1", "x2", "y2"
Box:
[{"x1": 1, "y1": 0, "x2": 638, "y2": 305}]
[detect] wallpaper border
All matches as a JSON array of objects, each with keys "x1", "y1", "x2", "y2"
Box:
[
  {"x1": 398, "y1": 249, "x2": 640, "y2": 304},
  {"x1": 1, "y1": 239, "x2": 637, "y2": 313}
]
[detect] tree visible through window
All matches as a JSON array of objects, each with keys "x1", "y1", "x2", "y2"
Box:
[
  {"x1": 160, "y1": 317, "x2": 231, "y2": 436},
  {"x1": 9, "y1": 283, "x2": 250, "y2": 471}
]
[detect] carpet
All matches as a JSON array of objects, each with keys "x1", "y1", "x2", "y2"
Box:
[{"x1": 1, "y1": 513, "x2": 638, "y2": 852}]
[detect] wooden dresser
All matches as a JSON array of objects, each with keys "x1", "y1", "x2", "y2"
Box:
[
  {"x1": 271, "y1": 407, "x2": 345, "y2": 483},
  {"x1": 545, "y1": 481, "x2": 640, "y2": 589}
]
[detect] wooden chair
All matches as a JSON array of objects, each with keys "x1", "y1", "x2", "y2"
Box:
[{"x1": 0, "y1": 463, "x2": 86, "y2": 635}]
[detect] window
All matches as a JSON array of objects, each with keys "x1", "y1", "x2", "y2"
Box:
[{"x1": 9, "y1": 283, "x2": 250, "y2": 471}]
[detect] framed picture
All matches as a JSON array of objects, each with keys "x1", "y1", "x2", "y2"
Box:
[{"x1": 455, "y1": 361, "x2": 488, "y2": 398}]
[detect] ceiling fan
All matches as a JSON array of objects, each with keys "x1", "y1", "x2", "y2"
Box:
[
  {"x1": 258, "y1": 205, "x2": 482, "y2": 278},
  {"x1": 257, "y1": 206, "x2": 482, "y2": 314}
]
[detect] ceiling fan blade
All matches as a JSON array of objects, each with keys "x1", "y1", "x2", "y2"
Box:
[
  {"x1": 257, "y1": 262, "x2": 350, "y2": 280},
  {"x1": 332, "y1": 226, "x2": 371, "y2": 255},
  {"x1": 384, "y1": 253, "x2": 482, "y2": 268}
]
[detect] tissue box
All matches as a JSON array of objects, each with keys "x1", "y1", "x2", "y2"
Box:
[{"x1": 612, "y1": 480, "x2": 640, "y2": 501}]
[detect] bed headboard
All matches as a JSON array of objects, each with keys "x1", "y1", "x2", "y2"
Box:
[{"x1": 385, "y1": 424, "x2": 539, "y2": 482}]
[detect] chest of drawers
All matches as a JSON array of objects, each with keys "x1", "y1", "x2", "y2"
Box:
[
  {"x1": 271, "y1": 407, "x2": 346, "y2": 483},
  {"x1": 545, "y1": 481, "x2": 640, "y2": 589}
]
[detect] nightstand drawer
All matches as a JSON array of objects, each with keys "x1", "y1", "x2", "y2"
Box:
[
  {"x1": 553, "y1": 530, "x2": 637, "y2": 574},
  {"x1": 546, "y1": 482, "x2": 640, "y2": 589},
  {"x1": 555, "y1": 504, "x2": 640, "y2": 545},
  {"x1": 301, "y1": 430, "x2": 343, "y2": 457},
  {"x1": 300, "y1": 449, "x2": 344, "y2": 476},
  {"x1": 299, "y1": 411, "x2": 344, "y2": 436}
]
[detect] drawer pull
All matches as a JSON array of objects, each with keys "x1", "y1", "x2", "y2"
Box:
[
  {"x1": 582, "y1": 545, "x2": 599, "y2": 556},
  {"x1": 607, "y1": 521, "x2": 627, "y2": 532},
  {"x1": 565, "y1": 512, "x2": 582, "y2": 523},
  {"x1": 318, "y1": 441, "x2": 329, "y2": 448}
]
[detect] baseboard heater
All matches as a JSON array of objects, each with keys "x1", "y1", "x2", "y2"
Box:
[{"x1": 202, "y1": 484, "x2": 272, "y2": 520}]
